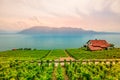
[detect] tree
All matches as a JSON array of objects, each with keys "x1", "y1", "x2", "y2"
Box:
[{"x1": 109, "y1": 43, "x2": 114, "y2": 48}]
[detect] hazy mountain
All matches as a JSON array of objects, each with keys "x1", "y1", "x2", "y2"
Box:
[
  {"x1": 18, "y1": 26, "x2": 120, "y2": 35},
  {"x1": 18, "y1": 26, "x2": 97, "y2": 34}
]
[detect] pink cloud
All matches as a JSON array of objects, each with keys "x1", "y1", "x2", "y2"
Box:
[{"x1": 0, "y1": 0, "x2": 120, "y2": 32}]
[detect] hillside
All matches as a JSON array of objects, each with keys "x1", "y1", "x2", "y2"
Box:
[{"x1": 1, "y1": 48, "x2": 120, "y2": 80}]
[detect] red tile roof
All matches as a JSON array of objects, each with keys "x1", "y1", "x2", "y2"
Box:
[{"x1": 87, "y1": 40, "x2": 110, "y2": 51}]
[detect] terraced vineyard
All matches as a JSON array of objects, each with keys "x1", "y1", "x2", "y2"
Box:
[
  {"x1": 64, "y1": 61, "x2": 120, "y2": 80},
  {"x1": 0, "y1": 50, "x2": 50, "y2": 62},
  {"x1": 44, "y1": 50, "x2": 68, "y2": 60},
  {"x1": 0, "y1": 48, "x2": 120, "y2": 80},
  {"x1": 1, "y1": 48, "x2": 120, "y2": 62},
  {"x1": 0, "y1": 60, "x2": 120, "y2": 80},
  {"x1": 66, "y1": 48, "x2": 120, "y2": 59}
]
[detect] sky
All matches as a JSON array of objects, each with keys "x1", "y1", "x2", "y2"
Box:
[{"x1": 0, "y1": 0, "x2": 120, "y2": 32}]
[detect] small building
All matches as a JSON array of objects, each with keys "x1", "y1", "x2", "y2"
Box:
[{"x1": 86, "y1": 40, "x2": 110, "y2": 51}]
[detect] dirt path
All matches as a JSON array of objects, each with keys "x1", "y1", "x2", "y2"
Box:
[
  {"x1": 52, "y1": 67, "x2": 57, "y2": 80},
  {"x1": 62, "y1": 67, "x2": 69, "y2": 80}
]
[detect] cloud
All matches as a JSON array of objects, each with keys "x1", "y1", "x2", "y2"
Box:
[
  {"x1": 0, "y1": 0, "x2": 120, "y2": 17},
  {"x1": 0, "y1": 0, "x2": 120, "y2": 32},
  {"x1": 110, "y1": 0, "x2": 120, "y2": 14}
]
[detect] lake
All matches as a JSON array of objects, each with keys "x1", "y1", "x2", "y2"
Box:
[{"x1": 0, "y1": 34, "x2": 120, "y2": 51}]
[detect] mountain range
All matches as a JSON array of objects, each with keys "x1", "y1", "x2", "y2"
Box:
[
  {"x1": 0, "y1": 26, "x2": 119, "y2": 35},
  {"x1": 18, "y1": 26, "x2": 120, "y2": 35},
  {"x1": 18, "y1": 26, "x2": 97, "y2": 34}
]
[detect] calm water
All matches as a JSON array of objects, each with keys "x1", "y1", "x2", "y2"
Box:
[{"x1": 0, "y1": 34, "x2": 120, "y2": 51}]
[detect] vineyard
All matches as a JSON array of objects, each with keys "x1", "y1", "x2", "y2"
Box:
[
  {"x1": 0, "y1": 50, "x2": 50, "y2": 62},
  {"x1": 45, "y1": 50, "x2": 68, "y2": 60},
  {"x1": 1, "y1": 48, "x2": 120, "y2": 62},
  {"x1": 0, "y1": 60, "x2": 120, "y2": 80},
  {"x1": 66, "y1": 48, "x2": 120, "y2": 59},
  {"x1": 0, "y1": 48, "x2": 120, "y2": 80}
]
